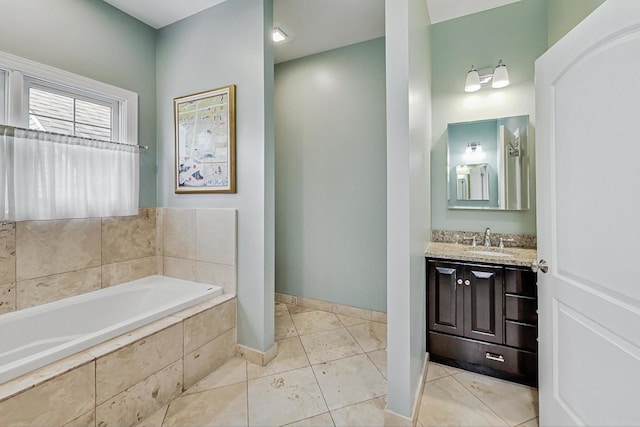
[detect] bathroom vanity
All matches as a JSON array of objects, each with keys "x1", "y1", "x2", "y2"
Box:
[{"x1": 425, "y1": 242, "x2": 538, "y2": 386}]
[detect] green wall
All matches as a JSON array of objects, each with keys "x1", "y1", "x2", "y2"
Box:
[
  {"x1": 0, "y1": 0, "x2": 158, "y2": 207},
  {"x1": 274, "y1": 38, "x2": 387, "y2": 312},
  {"x1": 156, "y1": 0, "x2": 275, "y2": 352},
  {"x1": 430, "y1": 0, "x2": 547, "y2": 235},
  {"x1": 548, "y1": 0, "x2": 605, "y2": 47}
]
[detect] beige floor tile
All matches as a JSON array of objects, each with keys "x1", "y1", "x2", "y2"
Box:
[
  {"x1": 287, "y1": 304, "x2": 315, "y2": 314},
  {"x1": 347, "y1": 322, "x2": 386, "y2": 352},
  {"x1": 300, "y1": 328, "x2": 364, "y2": 365},
  {"x1": 336, "y1": 313, "x2": 369, "y2": 327},
  {"x1": 425, "y1": 362, "x2": 451, "y2": 383},
  {"x1": 516, "y1": 417, "x2": 539, "y2": 427},
  {"x1": 276, "y1": 310, "x2": 298, "y2": 340},
  {"x1": 366, "y1": 349, "x2": 387, "y2": 379},
  {"x1": 248, "y1": 367, "x2": 328, "y2": 427},
  {"x1": 163, "y1": 382, "x2": 247, "y2": 427},
  {"x1": 282, "y1": 412, "x2": 335, "y2": 427},
  {"x1": 291, "y1": 311, "x2": 344, "y2": 335},
  {"x1": 276, "y1": 302, "x2": 289, "y2": 313},
  {"x1": 330, "y1": 396, "x2": 388, "y2": 427},
  {"x1": 312, "y1": 354, "x2": 387, "y2": 411},
  {"x1": 441, "y1": 363, "x2": 465, "y2": 375},
  {"x1": 454, "y1": 372, "x2": 538, "y2": 426},
  {"x1": 136, "y1": 404, "x2": 168, "y2": 427},
  {"x1": 248, "y1": 336, "x2": 310, "y2": 379},
  {"x1": 184, "y1": 357, "x2": 247, "y2": 395},
  {"x1": 417, "y1": 376, "x2": 507, "y2": 427}
]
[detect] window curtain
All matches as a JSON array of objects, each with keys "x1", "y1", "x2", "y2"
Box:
[{"x1": 1, "y1": 126, "x2": 139, "y2": 221}]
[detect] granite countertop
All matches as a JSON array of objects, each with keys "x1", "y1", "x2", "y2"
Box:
[{"x1": 425, "y1": 242, "x2": 537, "y2": 267}]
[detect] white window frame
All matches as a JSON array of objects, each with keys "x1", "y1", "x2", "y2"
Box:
[{"x1": 0, "y1": 50, "x2": 137, "y2": 146}]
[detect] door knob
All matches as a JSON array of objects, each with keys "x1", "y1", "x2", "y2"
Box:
[
  {"x1": 457, "y1": 279, "x2": 463, "y2": 285},
  {"x1": 464, "y1": 279, "x2": 471, "y2": 286},
  {"x1": 531, "y1": 259, "x2": 549, "y2": 274}
]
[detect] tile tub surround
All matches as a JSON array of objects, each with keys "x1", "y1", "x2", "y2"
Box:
[
  {"x1": 0, "y1": 295, "x2": 237, "y2": 427},
  {"x1": 159, "y1": 208, "x2": 238, "y2": 297},
  {"x1": 275, "y1": 293, "x2": 387, "y2": 324},
  {"x1": 426, "y1": 242, "x2": 537, "y2": 268},
  {"x1": 0, "y1": 207, "x2": 239, "y2": 314},
  {"x1": 432, "y1": 229, "x2": 537, "y2": 249},
  {"x1": 0, "y1": 209, "x2": 157, "y2": 313}
]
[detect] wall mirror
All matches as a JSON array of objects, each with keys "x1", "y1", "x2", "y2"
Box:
[{"x1": 447, "y1": 115, "x2": 530, "y2": 210}]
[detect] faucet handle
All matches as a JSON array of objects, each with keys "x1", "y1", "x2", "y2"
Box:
[
  {"x1": 499, "y1": 237, "x2": 515, "y2": 249},
  {"x1": 463, "y1": 235, "x2": 477, "y2": 247}
]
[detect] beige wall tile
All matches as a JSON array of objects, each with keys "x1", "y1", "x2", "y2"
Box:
[
  {"x1": 195, "y1": 209, "x2": 236, "y2": 265},
  {"x1": 0, "y1": 222, "x2": 16, "y2": 285},
  {"x1": 371, "y1": 310, "x2": 387, "y2": 324},
  {"x1": 275, "y1": 292, "x2": 296, "y2": 304},
  {"x1": 95, "y1": 323, "x2": 183, "y2": 404},
  {"x1": 0, "y1": 362, "x2": 95, "y2": 427},
  {"x1": 64, "y1": 410, "x2": 96, "y2": 427},
  {"x1": 184, "y1": 299, "x2": 236, "y2": 354},
  {"x1": 298, "y1": 296, "x2": 332, "y2": 312},
  {"x1": 16, "y1": 267, "x2": 101, "y2": 309},
  {"x1": 101, "y1": 256, "x2": 156, "y2": 288},
  {"x1": 95, "y1": 359, "x2": 183, "y2": 427},
  {"x1": 163, "y1": 257, "x2": 196, "y2": 281},
  {"x1": 331, "y1": 303, "x2": 372, "y2": 321},
  {"x1": 156, "y1": 208, "x2": 164, "y2": 256},
  {"x1": 195, "y1": 261, "x2": 236, "y2": 295},
  {"x1": 163, "y1": 208, "x2": 195, "y2": 260},
  {"x1": 102, "y1": 208, "x2": 156, "y2": 264},
  {"x1": 169, "y1": 294, "x2": 235, "y2": 320},
  {"x1": 0, "y1": 282, "x2": 15, "y2": 314},
  {"x1": 156, "y1": 255, "x2": 164, "y2": 275},
  {"x1": 184, "y1": 327, "x2": 236, "y2": 389},
  {"x1": 16, "y1": 218, "x2": 101, "y2": 281}
]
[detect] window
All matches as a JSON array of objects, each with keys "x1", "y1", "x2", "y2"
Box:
[
  {"x1": 0, "y1": 51, "x2": 139, "y2": 221},
  {"x1": 27, "y1": 80, "x2": 118, "y2": 142},
  {"x1": 0, "y1": 50, "x2": 137, "y2": 145}
]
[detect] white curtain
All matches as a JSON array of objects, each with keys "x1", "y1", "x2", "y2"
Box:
[{"x1": 1, "y1": 126, "x2": 139, "y2": 221}]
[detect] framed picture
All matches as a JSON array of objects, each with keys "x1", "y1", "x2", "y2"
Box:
[{"x1": 174, "y1": 85, "x2": 236, "y2": 193}]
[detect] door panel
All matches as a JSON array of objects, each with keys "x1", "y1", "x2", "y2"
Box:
[
  {"x1": 535, "y1": 2, "x2": 640, "y2": 425},
  {"x1": 464, "y1": 267, "x2": 503, "y2": 344},
  {"x1": 428, "y1": 263, "x2": 464, "y2": 336}
]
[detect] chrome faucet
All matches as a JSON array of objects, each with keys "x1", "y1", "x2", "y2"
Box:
[{"x1": 484, "y1": 227, "x2": 491, "y2": 247}]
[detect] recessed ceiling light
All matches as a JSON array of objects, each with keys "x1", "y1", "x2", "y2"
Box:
[{"x1": 272, "y1": 27, "x2": 288, "y2": 43}]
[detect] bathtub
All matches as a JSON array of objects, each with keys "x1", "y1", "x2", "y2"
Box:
[{"x1": 0, "y1": 275, "x2": 223, "y2": 384}]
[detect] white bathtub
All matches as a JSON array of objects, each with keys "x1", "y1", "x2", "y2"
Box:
[{"x1": 0, "y1": 275, "x2": 223, "y2": 384}]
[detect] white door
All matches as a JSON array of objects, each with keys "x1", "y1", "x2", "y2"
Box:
[{"x1": 535, "y1": 1, "x2": 640, "y2": 426}]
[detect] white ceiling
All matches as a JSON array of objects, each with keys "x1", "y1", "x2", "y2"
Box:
[{"x1": 102, "y1": 0, "x2": 522, "y2": 63}]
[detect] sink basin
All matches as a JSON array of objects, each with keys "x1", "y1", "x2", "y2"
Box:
[{"x1": 466, "y1": 250, "x2": 514, "y2": 258}]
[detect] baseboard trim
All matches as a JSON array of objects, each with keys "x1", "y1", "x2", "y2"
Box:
[
  {"x1": 275, "y1": 292, "x2": 387, "y2": 323},
  {"x1": 237, "y1": 342, "x2": 278, "y2": 366},
  {"x1": 384, "y1": 353, "x2": 429, "y2": 427}
]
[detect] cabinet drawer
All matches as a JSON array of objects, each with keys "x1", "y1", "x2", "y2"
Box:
[
  {"x1": 504, "y1": 268, "x2": 537, "y2": 297},
  {"x1": 429, "y1": 331, "x2": 537, "y2": 386},
  {"x1": 505, "y1": 321, "x2": 537, "y2": 352},
  {"x1": 505, "y1": 295, "x2": 537, "y2": 323}
]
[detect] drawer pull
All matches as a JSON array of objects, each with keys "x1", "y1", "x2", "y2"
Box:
[
  {"x1": 485, "y1": 352, "x2": 505, "y2": 363},
  {"x1": 464, "y1": 279, "x2": 471, "y2": 286},
  {"x1": 457, "y1": 279, "x2": 463, "y2": 285}
]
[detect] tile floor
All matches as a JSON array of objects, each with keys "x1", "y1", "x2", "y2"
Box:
[{"x1": 139, "y1": 303, "x2": 539, "y2": 427}]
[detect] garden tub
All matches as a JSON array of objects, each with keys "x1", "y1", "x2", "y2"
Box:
[{"x1": 0, "y1": 275, "x2": 222, "y2": 384}]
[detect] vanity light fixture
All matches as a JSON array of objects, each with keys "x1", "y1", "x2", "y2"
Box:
[
  {"x1": 272, "y1": 27, "x2": 288, "y2": 43},
  {"x1": 466, "y1": 142, "x2": 483, "y2": 155},
  {"x1": 464, "y1": 59, "x2": 510, "y2": 92}
]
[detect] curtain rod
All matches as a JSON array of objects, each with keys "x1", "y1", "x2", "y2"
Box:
[{"x1": 0, "y1": 124, "x2": 149, "y2": 151}]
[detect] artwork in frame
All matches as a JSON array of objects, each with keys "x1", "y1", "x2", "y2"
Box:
[{"x1": 174, "y1": 84, "x2": 236, "y2": 193}]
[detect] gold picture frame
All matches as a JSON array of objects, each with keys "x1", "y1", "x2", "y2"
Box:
[{"x1": 174, "y1": 85, "x2": 236, "y2": 193}]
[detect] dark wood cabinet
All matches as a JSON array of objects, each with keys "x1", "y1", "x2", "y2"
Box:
[{"x1": 427, "y1": 258, "x2": 538, "y2": 386}]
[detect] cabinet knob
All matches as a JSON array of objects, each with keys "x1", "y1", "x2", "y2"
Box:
[
  {"x1": 456, "y1": 279, "x2": 463, "y2": 285},
  {"x1": 464, "y1": 279, "x2": 471, "y2": 286}
]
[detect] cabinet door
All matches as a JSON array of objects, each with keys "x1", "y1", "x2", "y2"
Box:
[
  {"x1": 428, "y1": 261, "x2": 464, "y2": 336},
  {"x1": 463, "y1": 265, "x2": 504, "y2": 344}
]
